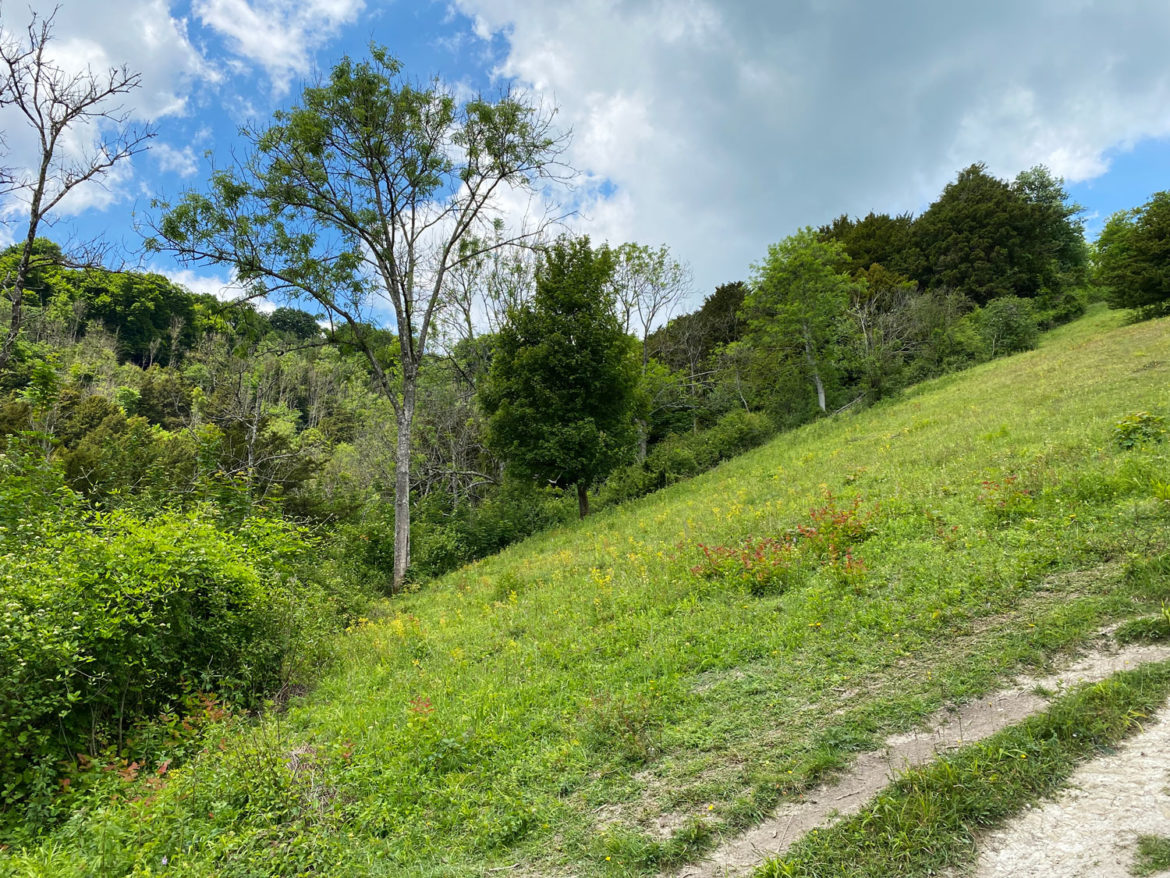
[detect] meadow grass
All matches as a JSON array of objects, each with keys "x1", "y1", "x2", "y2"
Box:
[
  {"x1": 6, "y1": 305, "x2": 1170, "y2": 877},
  {"x1": 1132, "y1": 834, "x2": 1170, "y2": 877}
]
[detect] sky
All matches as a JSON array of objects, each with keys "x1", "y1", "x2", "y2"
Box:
[{"x1": 1, "y1": 0, "x2": 1169, "y2": 313}]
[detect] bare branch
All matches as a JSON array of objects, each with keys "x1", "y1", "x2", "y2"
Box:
[{"x1": 0, "y1": 5, "x2": 154, "y2": 371}]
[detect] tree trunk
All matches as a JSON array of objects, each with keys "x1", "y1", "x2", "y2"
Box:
[
  {"x1": 636, "y1": 418, "x2": 648, "y2": 462},
  {"x1": 392, "y1": 394, "x2": 415, "y2": 592},
  {"x1": 0, "y1": 222, "x2": 40, "y2": 372},
  {"x1": 802, "y1": 325, "x2": 827, "y2": 413},
  {"x1": 577, "y1": 481, "x2": 589, "y2": 518}
]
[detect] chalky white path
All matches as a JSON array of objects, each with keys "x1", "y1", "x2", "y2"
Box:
[
  {"x1": 959, "y1": 706, "x2": 1170, "y2": 878},
  {"x1": 676, "y1": 640, "x2": 1170, "y2": 878}
]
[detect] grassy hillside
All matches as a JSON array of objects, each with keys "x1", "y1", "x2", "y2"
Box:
[{"x1": 9, "y1": 306, "x2": 1170, "y2": 877}]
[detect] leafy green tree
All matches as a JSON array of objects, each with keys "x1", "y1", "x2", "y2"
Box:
[
  {"x1": 268, "y1": 307, "x2": 322, "y2": 341},
  {"x1": 150, "y1": 48, "x2": 565, "y2": 590},
  {"x1": 820, "y1": 211, "x2": 923, "y2": 279},
  {"x1": 1012, "y1": 165, "x2": 1087, "y2": 292},
  {"x1": 79, "y1": 271, "x2": 197, "y2": 366},
  {"x1": 914, "y1": 163, "x2": 1037, "y2": 304},
  {"x1": 741, "y1": 228, "x2": 857, "y2": 413},
  {"x1": 481, "y1": 237, "x2": 638, "y2": 518},
  {"x1": 1096, "y1": 191, "x2": 1170, "y2": 316},
  {"x1": 978, "y1": 296, "x2": 1039, "y2": 357}
]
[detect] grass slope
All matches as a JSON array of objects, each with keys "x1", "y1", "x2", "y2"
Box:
[{"x1": 9, "y1": 307, "x2": 1170, "y2": 877}]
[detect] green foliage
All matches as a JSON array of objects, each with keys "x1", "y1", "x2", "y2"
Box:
[
  {"x1": 978, "y1": 295, "x2": 1039, "y2": 357},
  {"x1": 1012, "y1": 165, "x2": 1089, "y2": 291},
  {"x1": 6, "y1": 308, "x2": 1170, "y2": 875},
  {"x1": 600, "y1": 408, "x2": 774, "y2": 505},
  {"x1": 915, "y1": 163, "x2": 1051, "y2": 304},
  {"x1": 1096, "y1": 191, "x2": 1170, "y2": 316},
  {"x1": 820, "y1": 211, "x2": 922, "y2": 279},
  {"x1": 482, "y1": 236, "x2": 639, "y2": 515},
  {"x1": 649, "y1": 280, "x2": 746, "y2": 374},
  {"x1": 267, "y1": 306, "x2": 321, "y2": 340},
  {"x1": 78, "y1": 271, "x2": 197, "y2": 366},
  {"x1": 0, "y1": 457, "x2": 354, "y2": 825},
  {"x1": 1113, "y1": 411, "x2": 1166, "y2": 450},
  {"x1": 741, "y1": 227, "x2": 857, "y2": 413}
]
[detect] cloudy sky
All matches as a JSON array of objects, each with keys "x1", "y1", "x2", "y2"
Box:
[{"x1": 2, "y1": 0, "x2": 1169, "y2": 308}]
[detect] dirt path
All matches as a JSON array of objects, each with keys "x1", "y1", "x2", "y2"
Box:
[
  {"x1": 675, "y1": 639, "x2": 1170, "y2": 878},
  {"x1": 949, "y1": 705, "x2": 1170, "y2": 877}
]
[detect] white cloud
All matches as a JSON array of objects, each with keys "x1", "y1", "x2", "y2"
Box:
[
  {"x1": 156, "y1": 266, "x2": 278, "y2": 313},
  {"x1": 4, "y1": 1, "x2": 216, "y2": 122},
  {"x1": 153, "y1": 142, "x2": 200, "y2": 177},
  {"x1": 193, "y1": 0, "x2": 364, "y2": 92},
  {"x1": 454, "y1": 0, "x2": 1170, "y2": 297},
  {"x1": 157, "y1": 265, "x2": 246, "y2": 301}
]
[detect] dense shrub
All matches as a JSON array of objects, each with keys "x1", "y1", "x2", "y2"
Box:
[
  {"x1": 331, "y1": 479, "x2": 576, "y2": 591},
  {"x1": 1032, "y1": 287, "x2": 1087, "y2": 329},
  {"x1": 977, "y1": 296, "x2": 1039, "y2": 357},
  {"x1": 1113, "y1": 411, "x2": 1166, "y2": 450},
  {"x1": 0, "y1": 452, "x2": 357, "y2": 824},
  {"x1": 599, "y1": 409, "x2": 774, "y2": 506}
]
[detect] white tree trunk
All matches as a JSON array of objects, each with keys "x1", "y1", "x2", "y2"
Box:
[
  {"x1": 392, "y1": 393, "x2": 415, "y2": 592},
  {"x1": 803, "y1": 325, "x2": 827, "y2": 412}
]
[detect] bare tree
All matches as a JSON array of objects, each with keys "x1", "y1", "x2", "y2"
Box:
[
  {"x1": 0, "y1": 6, "x2": 153, "y2": 371},
  {"x1": 610, "y1": 243, "x2": 692, "y2": 458},
  {"x1": 611, "y1": 242, "x2": 692, "y2": 368},
  {"x1": 440, "y1": 225, "x2": 540, "y2": 347}
]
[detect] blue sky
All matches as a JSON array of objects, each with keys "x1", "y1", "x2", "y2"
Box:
[{"x1": 2, "y1": 0, "x2": 1170, "y2": 309}]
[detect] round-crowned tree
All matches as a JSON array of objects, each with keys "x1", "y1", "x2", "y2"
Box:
[
  {"x1": 481, "y1": 236, "x2": 639, "y2": 517},
  {"x1": 1097, "y1": 191, "x2": 1170, "y2": 317}
]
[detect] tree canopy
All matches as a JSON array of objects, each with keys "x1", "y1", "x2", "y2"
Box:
[
  {"x1": 1096, "y1": 191, "x2": 1170, "y2": 316},
  {"x1": 741, "y1": 228, "x2": 856, "y2": 414},
  {"x1": 481, "y1": 236, "x2": 638, "y2": 517}
]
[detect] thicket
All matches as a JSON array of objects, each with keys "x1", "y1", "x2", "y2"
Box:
[{"x1": 0, "y1": 440, "x2": 362, "y2": 829}]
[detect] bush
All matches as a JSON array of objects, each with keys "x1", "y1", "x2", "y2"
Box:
[
  {"x1": 599, "y1": 409, "x2": 774, "y2": 506},
  {"x1": 979, "y1": 296, "x2": 1039, "y2": 357},
  {"x1": 1113, "y1": 411, "x2": 1166, "y2": 450},
  {"x1": 0, "y1": 471, "x2": 349, "y2": 823},
  {"x1": 329, "y1": 479, "x2": 576, "y2": 591},
  {"x1": 1032, "y1": 287, "x2": 1086, "y2": 329}
]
